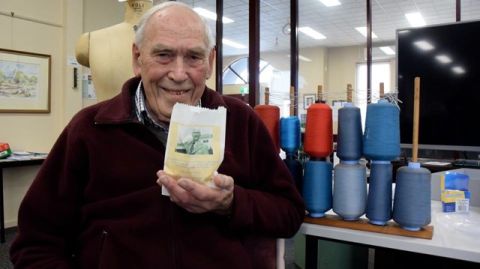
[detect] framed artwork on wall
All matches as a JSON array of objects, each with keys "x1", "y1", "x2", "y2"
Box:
[
  {"x1": 332, "y1": 100, "x2": 347, "y2": 108},
  {"x1": 0, "y1": 48, "x2": 51, "y2": 113},
  {"x1": 303, "y1": 93, "x2": 316, "y2": 109}
]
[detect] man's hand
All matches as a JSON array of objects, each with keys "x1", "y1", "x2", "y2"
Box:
[{"x1": 156, "y1": 170, "x2": 234, "y2": 215}]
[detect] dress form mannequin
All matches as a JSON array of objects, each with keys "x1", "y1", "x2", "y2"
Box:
[{"x1": 75, "y1": 0, "x2": 153, "y2": 101}]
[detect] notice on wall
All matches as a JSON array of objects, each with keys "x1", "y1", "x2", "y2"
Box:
[{"x1": 82, "y1": 69, "x2": 96, "y2": 99}]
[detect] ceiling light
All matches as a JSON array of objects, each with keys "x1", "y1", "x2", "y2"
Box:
[
  {"x1": 223, "y1": 38, "x2": 246, "y2": 49},
  {"x1": 319, "y1": 0, "x2": 341, "y2": 7},
  {"x1": 405, "y1": 12, "x2": 426, "y2": 27},
  {"x1": 299, "y1": 27, "x2": 326, "y2": 40},
  {"x1": 355, "y1": 27, "x2": 378, "y2": 38},
  {"x1": 299, "y1": 55, "x2": 313, "y2": 62},
  {"x1": 452, "y1": 66, "x2": 466, "y2": 74},
  {"x1": 193, "y1": 7, "x2": 234, "y2": 23},
  {"x1": 435, "y1": 55, "x2": 452, "y2": 64},
  {"x1": 287, "y1": 54, "x2": 313, "y2": 62},
  {"x1": 379, "y1": 46, "x2": 395, "y2": 55},
  {"x1": 414, "y1": 40, "x2": 434, "y2": 51}
]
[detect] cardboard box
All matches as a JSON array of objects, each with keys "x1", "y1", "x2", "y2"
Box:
[
  {"x1": 432, "y1": 168, "x2": 479, "y2": 208},
  {"x1": 441, "y1": 189, "x2": 470, "y2": 213},
  {"x1": 441, "y1": 172, "x2": 470, "y2": 213}
]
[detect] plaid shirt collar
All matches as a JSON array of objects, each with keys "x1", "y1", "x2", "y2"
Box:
[
  {"x1": 134, "y1": 81, "x2": 202, "y2": 131},
  {"x1": 134, "y1": 81, "x2": 168, "y2": 131}
]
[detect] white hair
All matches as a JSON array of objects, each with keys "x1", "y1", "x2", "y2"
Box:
[{"x1": 134, "y1": 1, "x2": 215, "y2": 51}]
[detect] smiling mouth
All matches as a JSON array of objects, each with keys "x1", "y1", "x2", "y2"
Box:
[{"x1": 164, "y1": 89, "x2": 189, "y2": 95}]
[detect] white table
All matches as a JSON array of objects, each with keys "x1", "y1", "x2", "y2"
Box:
[{"x1": 300, "y1": 201, "x2": 480, "y2": 268}]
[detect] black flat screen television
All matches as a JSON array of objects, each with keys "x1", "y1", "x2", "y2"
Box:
[{"x1": 397, "y1": 20, "x2": 480, "y2": 153}]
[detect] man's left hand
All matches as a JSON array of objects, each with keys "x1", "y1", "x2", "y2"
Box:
[{"x1": 157, "y1": 170, "x2": 234, "y2": 215}]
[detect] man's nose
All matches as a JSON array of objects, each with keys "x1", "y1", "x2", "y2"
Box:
[{"x1": 167, "y1": 56, "x2": 188, "y2": 82}]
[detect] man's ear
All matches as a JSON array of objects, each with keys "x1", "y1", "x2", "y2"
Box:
[
  {"x1": 132, "y1": 44, "x2": 142, "y2": 77},
  {"x1": 206, "y1": 48, "x2": 216, "y2": 79}
]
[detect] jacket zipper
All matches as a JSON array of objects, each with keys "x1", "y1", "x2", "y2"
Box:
[
  {"x1": 94, "y1": 119, "x2": 140, "y2": 125},
  {"x1": 170, "y1": 202, "x2": 177, "y2": 268},
  {"x1": 98, "y1": 229, "x2": 108, "y2": 268}
]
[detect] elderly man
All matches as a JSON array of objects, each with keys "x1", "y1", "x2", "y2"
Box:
[{"x1": 10, "y1": 2, "x2": 304, "y2": 269}]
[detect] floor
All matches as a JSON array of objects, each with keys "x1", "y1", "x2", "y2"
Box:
[
  {"x1": 0, "y1": 228, "x2": 299, "y2": 269},
  {"x1": 0, "y1": 229, "x2": 15, "y2": 269}
]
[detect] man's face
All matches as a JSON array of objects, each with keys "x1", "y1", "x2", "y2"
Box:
[
  {"x1": 192, "y1": 131, "x2": 201, "y2": 141},
  {"x1": 132, "y1": 6, "x2": 214, "y2": 122}
]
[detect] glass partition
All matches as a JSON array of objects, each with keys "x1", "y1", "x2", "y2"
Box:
[
  {"x1": 171, "y1": 0, "x2": 480, "y2": 132},
  {"x1": 259, "y1": 1, "x2": 291, "y2": 117}
]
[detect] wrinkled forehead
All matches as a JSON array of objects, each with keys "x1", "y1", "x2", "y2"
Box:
[{"x1": 146, "y1": 7, "x2": 207, "y2": 45}]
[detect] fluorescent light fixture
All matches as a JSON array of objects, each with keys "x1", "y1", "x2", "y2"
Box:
[
  {"x1": 299, "y1": 55, "x2": 313, "y2": 62},
  {"x1": 223, "y1": 38, "x2": 246, "y2": 49},
  {"x1": 193, "y1": 7, "x2": 234, "y2": 23},
  {"x1": 379, "y1": 46, "x2": 395, "y2": 55},
  {"x1": 287, "y1": 54, "x2": 312, "y2": 62},
  {"x1": 405, "y1": 12, "x2": 426, "y2": 27},
  {"x1": 298, "y1": 27, "x2": 326, "y2": 40},
  {"x1": 414, "y1": 40, "x2": 434, "y2": 51},
  {"x1": 452, "y1": 66, "x2": 466, "y2": 74},
  {"x1": 435, "y1": 54, "x2": 452, "y2": 64},
  {"x1": 319, "y1": 0, "x2": 341, "y2": 7},
  {"x1": 355, "y1": 27, "x2": 378, "y2": 38}
]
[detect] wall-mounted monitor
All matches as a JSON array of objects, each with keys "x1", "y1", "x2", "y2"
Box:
[{"x1": 397, "y1": 20, "x2": 480, "y2": 153}]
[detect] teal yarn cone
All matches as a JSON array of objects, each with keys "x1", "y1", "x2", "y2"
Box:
[
  {"x1": 303, "y1": 160, "x2": 333, "y2": 218},
  {"x1": 363, "y1": 99, "x2": 400, "y2": 161},
  {"x1": 393, "y1": 162, "x2": 431, "y2": 231},
  {"x1": 280, "y1": 116, "x2": 300, "y2": 155}
]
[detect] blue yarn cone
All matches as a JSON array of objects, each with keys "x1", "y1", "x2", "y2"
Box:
[
  {"x1": 337, "y1": 103, "x2": 363, "y2": 161},
  {"x1": 333, "y1": 161, "x2": 367, "y2": 220},
  {"x1": 303, "y1": 160, "x2": 333, "y2": 218},
  {"x1": 366, "y1": 161, "x2": 393, "y2": 225},
  {"x1": 280, "y1": 117, "x2": 300, "y2": 155},
  {"x1": 284, "y1": 157, "x2": 303, "y2": 193},
  {"x1": 363, "y1": 100, "x2": 400, "y2": 161},
  {"x1": 393, "y1": 162, "x2": 431, "y2": 231}
]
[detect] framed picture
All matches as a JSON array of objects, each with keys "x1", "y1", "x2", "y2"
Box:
[
  {"x1": 332, "y1": 100, "x2": 348, "y2": 123},
  {"x1": 332, "y1": 100, "x2": 347, "y2": 108},
  {"x1": 0, "y1": 48, "x2": 51, "y2": 113},
  {"x1": 303, "y1": 93, "x2": 316, "y2": 109}
]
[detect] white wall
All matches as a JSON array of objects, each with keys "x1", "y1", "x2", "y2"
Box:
[
  {"x1": 1, "y1": 1, "x2": 65, "y2": 229},
  {"x1": 0, "y1": 0, "x2": 83, "y2": 228},
  {"x1": 326, "y1": 46, "x2": 364, "y2": 103}
]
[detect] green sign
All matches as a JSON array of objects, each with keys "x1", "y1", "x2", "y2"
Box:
[{"x1": 240, "y1": 85, "x2": 249, "y2": 94}]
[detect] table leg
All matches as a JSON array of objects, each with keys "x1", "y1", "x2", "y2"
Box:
[
  {"x1": 305, "y1": 235, "x2": 318, "y2": 269},
  {"x1": 0, "y1": 168, "x2": 5, "y2": 243}
]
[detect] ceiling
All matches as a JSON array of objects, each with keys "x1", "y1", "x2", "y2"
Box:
[{"x1": 168, "y1": 0, "x2": 480, "y2": 56}]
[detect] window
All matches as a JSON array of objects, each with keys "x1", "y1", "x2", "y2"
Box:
[
  {"x1": 222, "y1": 57, "x2": 272, "y2": 85},
  {"x1": 223, "y1": 57, "x2": 291, "y2": 116},
  {"x1": 355, "y1": 61, "x2": 393, "y2": 128}
]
